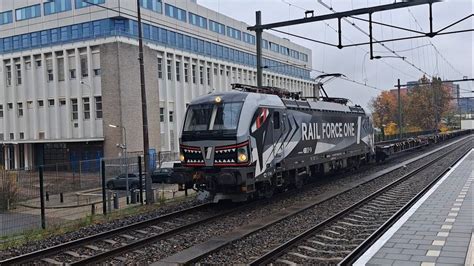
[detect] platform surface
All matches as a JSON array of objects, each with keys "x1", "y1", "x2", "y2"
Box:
[{"x1": 356, "y1": 149, "x2": 473, "y2": 266}]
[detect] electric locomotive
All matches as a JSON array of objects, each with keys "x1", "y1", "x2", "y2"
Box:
[{"x1": 177, "y1": 84, "x2": 375, "y2": 202}]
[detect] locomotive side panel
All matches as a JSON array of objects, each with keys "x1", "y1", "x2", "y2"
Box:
[{"x1": 249, "y1": 106, "x2": 374, "y2": 183}]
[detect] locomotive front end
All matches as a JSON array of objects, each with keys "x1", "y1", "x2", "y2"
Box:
[{"x1": 178, "y1": 92, "x2": 255, "y2": 201}]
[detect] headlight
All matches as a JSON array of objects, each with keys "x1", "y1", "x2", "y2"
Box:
[
  {"x1": 237, "y1": 146, "x2": 248, "y2": 163},
  {"x1": 179, "y1": 153, "x2": 185, "y2": 162},
  {"x1": 238, "y1": 153, "x2": 248, "y2": 162}
]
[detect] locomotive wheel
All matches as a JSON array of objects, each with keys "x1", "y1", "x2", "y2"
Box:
[
  {"x1": 264, "y1": 187, "x2": 274, "y2": 198},
  {"x1": 295, "y1": 176, "x2": 304, "y2": 189},
  {"x1": 258, "y1": 183, "x2": 275, "y2": 199}
]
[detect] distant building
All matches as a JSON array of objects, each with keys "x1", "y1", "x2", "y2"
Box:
[
  {"x1": 458, "y1": 97, "x2": 474, "y2": 114},
  {"x1": 0, "y1": 0, "x2": 315, "y2": 169}
]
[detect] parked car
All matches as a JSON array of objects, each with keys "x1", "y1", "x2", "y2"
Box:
[
  {"x1": 106, "y1": 173, "x2": 141, "y2": 190},
  {"x1": 151, "y1": 161, "x2": 181, "y2": 183}
]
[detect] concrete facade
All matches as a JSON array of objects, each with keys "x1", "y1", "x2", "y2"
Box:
[
  {"x1": 101, "y1": 42, "x2": 161, "y2": 158},
  {"x1": 0, "y1": 0, "x2": 315, "y2": 169}
]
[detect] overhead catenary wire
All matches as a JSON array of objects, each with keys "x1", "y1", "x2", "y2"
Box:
[
  {"x1": 407, "y1": 8, "x2": 472, "y2": 90},
  {"x1": 278, "y1": 0, "x2": 418, "y2": 82},
  {"x1": 317, "y1": 0, "x2": 433, "y2": 79},
  {"x1": 278, "y1": 1, "x2": 384, "y2": 92}
]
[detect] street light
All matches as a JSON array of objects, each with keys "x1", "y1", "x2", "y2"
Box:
[
  {"x1": 83, "y1": 0, "x2": 154, "y2": 205},
  {"x1": 109, "y1": 124, "x2": 129, "y2": 203}
]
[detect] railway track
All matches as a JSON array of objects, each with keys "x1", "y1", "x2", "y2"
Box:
[
  {"x1": 249, "y1": 145, "x2": 471, "y2": 265},
  {"x1": 2, "y1": 136, "x2": 470, "y2": 265},
  {"x1": 161, "y1": 136, "x2": 472, "y2": 265},
  {"x1": 0, "y1": 202, "x2": 231, "y2": 265}
]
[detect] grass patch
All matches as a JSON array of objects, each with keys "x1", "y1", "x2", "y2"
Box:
[{"x1": 0, "y1": 192, "x2": 195, "y2": 251}]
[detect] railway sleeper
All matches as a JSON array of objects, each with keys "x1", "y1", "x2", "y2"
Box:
[
  {"x1": 313, "y1": 234, "x2": 351, "y2": 242},
  {"x1": 307, "y1": 239, "x2": 358, "y2": 249},
  {"x1": 41, "y1": 258, "x2": 63, "y2": 265},
  {"x1": 64, "y1": 250, "x2": 89, "y2": 259},
  {"x1": 84, "y1": 245, "x2": 104, "y2": 252},
  {"x1": 275, "y1": 258, "x2": 298, "y2": 266},
  {"x1": 287, "y1": 252, "x2": 344, "y2": 262}
]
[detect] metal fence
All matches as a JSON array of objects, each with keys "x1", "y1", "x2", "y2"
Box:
[{"x1": 0, "y1": 153, "x2": 182, "y2": 245}]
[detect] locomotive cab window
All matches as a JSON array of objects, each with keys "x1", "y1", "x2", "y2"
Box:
[
  {"x1": 273, "y1": 111, "x2": 280, "y2": 129},
  {"x1": 183, "y1": 102, "x2": 243, "y2": 132}
]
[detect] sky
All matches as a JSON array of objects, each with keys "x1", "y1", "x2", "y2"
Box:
[{"x1": 198, "y1": 0, "x2": 473, "y2": 110}]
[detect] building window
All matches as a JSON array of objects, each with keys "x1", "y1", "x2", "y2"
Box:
[
  {"x1": 57, "y1": 58, "x2": 65, "y2": 81},
  {"x1": 18, "y1": 103, "x2": 23, "y2": 117},
  {"x1": 39, "y1": 132, "x2": 45, "y2": 139},
  {"x1": 207, "y1": 67, "x2": 211, "y2": 86},
  {"x1": 167, "y1": 59, "x2": 172, "y2": 80},
  {"x1": 93, "y1": 68, "x2": 101, "y2": 76},
  {"x1": 209, "y1": 20, "x2": 225, "y2": 35},
  {"x1": 27, "y1": 101, "x2": 33, "y2": 109},
  {"x1": 71, "y1": 99, "x2": 78, "y2": 120},
  {"x1": 46, "y1": 59, "x2": 54, "y2": 81},
  {"x1": 7, "y1": 103, "x2": 13, "y2": 110},
  {"x1": 6, "y1": 66, "x2": 12, "y2": 86},
  {"x1": 175, "y1": 62, "x2": 181, "y2": 82},
  {"x1": 38, "y1": 100, "x2": 44, "y2": 107},
  {"x1": 83, "y1": 97, "x2": 90, "y2": 120},
  {"x1": 164, "y1": 4, "x2": 186, "y2": 22},
  {"x1": 19, "y1": 132, "x2": 24, "y2": 140},
  {"x1": 227, "y1": 27, "x2": 241, "y2": 41},
  {"x1": 70, "y1": 69, "x2": 76, "y2": 79},
  {"x1": 48, "y1": 99, "x2": 55, "y2": 106},
  {"x1": 0, "y1": 105, "x2": 3, "y2": 118},
  {"x1": 199, "y1": 66, "x2": 204, "y2": 85},
  {"x1": 270, "y1": 42, "x2": 279, "y2": 53},
  {"x1": 36, "y1": 60, "x2": 42, "y2": 67},
  {"x1": 9, "y1": 133, "x2": 14, "y2": 140},
  {"x1": 80, "y1": 55, "x2": 88, "y2": 78},
  {"x1": 160, "y1": 107, "x2": 164, "y2": 122},
  {"x1": 243, "y1": 33, "x2": 256, "y2": 44},
  {"x1": 169, "y1": 110, "x2": 174, "y2": 122},
  {"x1": 0, "y1": 11, "x2": 13, "y2": 25},
  {"x1": 184, "y1": 63, "x2": 189, "y2": 83},
  {"x1": 192, "y1": 64, "x2": 197, "y2": 84},
  {"x1": 170, "y1": 129, "x2": 175, "y2": 150},
  {"x1": 15, "y1": 64, "x2": 22, "y2": 85},
  {"x1": 59, "y1": 99, "x2": 66, "y2": 106},
  {"x1": 95, "y1": 96, "x2": 102, "y2": 119},
  {"x1": 189, "y1": 12, "x2": 207, "y2": 29},
  {"x1": 75, "y1": 0, "x2": 105, "y2": 9},
  {"x1": 44, "y1": 0, "x2": 72, "y2": 16},
  {"x1": 157, "y1": 58, "x2": 163, "y2": 79},
  {"x1": 15, "y1": 4, "x2": 41, "y2": 21},
  {"x1": 141, "y1": 0, "x2": 162, "y2": 13},
  {"x1": 0, "y1": 134, "x2": 3, "y2": 141}
]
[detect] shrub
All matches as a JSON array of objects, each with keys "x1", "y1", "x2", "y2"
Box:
[{"x1": 0, "y1": 167, "x2": 19, "y2": 211}]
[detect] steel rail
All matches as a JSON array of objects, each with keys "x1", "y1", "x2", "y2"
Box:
[
  {"x1": 2, "y1": 134, "x2": 469, "y2": 265},
  {"x1": 164, "y1": 136, "x2": 471, "y2": 265},
  {"x1": 249, "y1": 141, "x2": 471, "y2": 265},
  {"x1": 339, "y1": 148, "x2": 472, "y2": 265},
  {"x1": 69, "y1": 203, "x2": 249, "y2": 265},
  {"x1": 0, "y1": 202, "x2": 212, "y2": 265}
]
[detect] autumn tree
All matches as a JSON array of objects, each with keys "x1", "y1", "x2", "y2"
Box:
[
  {"x1": 371, "y1": 76, "x2": 455, "y2": 134},
  {"x1": 405, "y1": 76, "x2": 454, "y2": 131},
  {"x1": 370, "y1": 91, "x2": 398, "y2": 129},
  {"x1": 370, "y1": 90, "x2": 408, "y2": 135}
]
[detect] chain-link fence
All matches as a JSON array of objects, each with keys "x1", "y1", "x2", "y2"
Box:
[{"x1": 0, "y1": 152, "x2": 186, "y2": 245}]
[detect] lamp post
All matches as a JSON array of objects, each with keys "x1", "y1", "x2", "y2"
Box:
[
  {"x1": 109, "y1": 124, "x2": 129, "y2": 203},
  {"x1": 83, "y1": 0, "x2": 153, "y2": 205}
]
